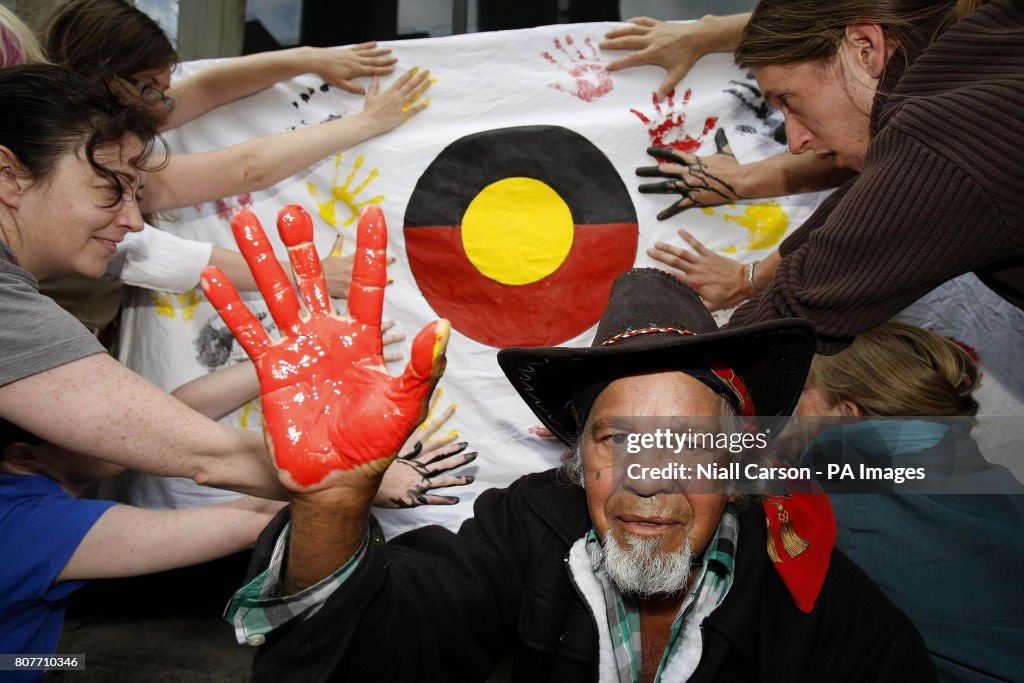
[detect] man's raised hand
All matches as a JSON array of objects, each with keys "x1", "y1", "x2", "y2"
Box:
[{"x1": 200, "y1": 204, "x2": 449, "y2": 492}]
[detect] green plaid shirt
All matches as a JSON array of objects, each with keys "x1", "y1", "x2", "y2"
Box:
[
  {"x1": 585, "y1": 506, "x2": 739, "y2": 683},
  {"x1": 224, "y1": 521, "x2": 367, "y2": 646}
]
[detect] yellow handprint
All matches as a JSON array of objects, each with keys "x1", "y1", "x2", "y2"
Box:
[
  {"x1": 703, "y1": 200, "x2": 789, "y2": 253},
  {"x1": 238, "y1": 398, "x2": 264, "y2": 430},
  {"x1": 307, "y1": 152, "x2": 384, "y2": 228},
  {"x1": 153, "y1": 288, "x2": 204, "y2": 321}
]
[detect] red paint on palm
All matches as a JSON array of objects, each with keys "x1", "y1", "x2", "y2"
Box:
[
  {"x1": 201, "y1": 205, "x2": 450, "y2": 488},
  {"x1": 631, "y1": 89, "x2": 718, "y2": 155}
]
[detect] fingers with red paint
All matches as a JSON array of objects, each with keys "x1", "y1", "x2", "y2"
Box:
[
  {"x1": 231, "y1": 209, "x2": 303, "y2": 333},
  {"x1": 204, "y1": 201, "x2": 454, "y2": 497},
  {"x1": 347, "y1": 205, "x2": 388, "y2": 330},
  {"x1": 277, "y1": 205, "x2": 333, "y2": 316},
  {"x1": 399, "y1": 319, "x2": 450, "y2": 399},
  {"x1": 200, "y1": 265, "x2": 272, "y2": 360}
]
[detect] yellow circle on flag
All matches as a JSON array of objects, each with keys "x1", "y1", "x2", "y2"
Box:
[{"x1": 461, "y1": 177, "x2": 574, "y2": 285}]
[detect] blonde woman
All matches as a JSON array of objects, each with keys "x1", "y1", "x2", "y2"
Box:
[
  {"x1": 797, "y1": 322, "x2": 1024, "y2": 682},
  {"x1": 0, "y1": 5, "x2": 46, "y2": 65}
]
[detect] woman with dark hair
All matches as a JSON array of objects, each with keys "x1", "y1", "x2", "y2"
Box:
[
  {"x1": 796, "y1": 322, "x2": 1024, "y2": 681},
  {"x1": 0, "y1": 64, "x2": 277, "y2": 493},
  {"x1": 603, "y1": 1, "x2": 1024, "y2": 351},
  {"x1": 44, "y1": 0, "x2": 428, "y2": 215},
  {"x1": 36, "y1": 0, "x2": 424, "y2": 317},
  {"x1": 0, "y1": 3, "x2": 471, "y2": 518},
  {"x1": 0, "y1": 8, "x2": 361, "y2": 334}
]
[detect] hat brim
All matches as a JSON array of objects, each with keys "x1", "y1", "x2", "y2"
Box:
[{"x1": 497, "y1": 319, "x2": 816, "y2": 445}]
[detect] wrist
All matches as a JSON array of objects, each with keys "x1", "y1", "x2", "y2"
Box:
[
  {"x1": 289, "y1": 472, "x2": 382, "y2": 511},
  {"x1": 287, "y1": 491, "x2": 370, "y2": 593},
  {"x1": 290, "y1": 46, "x2": 320, "y2": 75},
  {"x1": 739, "y1": 262, "x2": 757, "y2": 300},
  {"x1": 349, "y1": 110, "x2": 390, "y2": 138},
  {"x1": 732, "y1": 161, "x2": 756, "y2": 199},
  {"x1": 734, "y1": 157, "x2": 784, "y2": 199},
  {"x1": 696, "y1": 13, "x2": 748, "y2": 53},
  {"x1": 282, "y1": 46, "x2": 321, "y2": 78},
  {"x1": 751, "y1": 258, "x2": 772, "y2": 292}
]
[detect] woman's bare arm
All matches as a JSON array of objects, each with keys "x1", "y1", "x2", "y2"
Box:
[
  {"x1": 56, "y1": 497, "x2": 284, "y2": 581},
  {"x1": 0, "y1": 353, "x2": 284, "y2": 498},
  {"x1": 142, "y1": 69, "x2": 430, "y2": 213},
  {"x1": 162, "y1": 43, "x2": 397, "y2": 130}
]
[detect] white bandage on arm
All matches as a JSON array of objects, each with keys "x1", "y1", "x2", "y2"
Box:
[{"x1": 110, "y1": 226, "x2": 214, "y2": 293}]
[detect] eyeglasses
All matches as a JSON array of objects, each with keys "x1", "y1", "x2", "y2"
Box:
[{"x1": 120, "y1": 75, "x2": 175, "y2": 109}]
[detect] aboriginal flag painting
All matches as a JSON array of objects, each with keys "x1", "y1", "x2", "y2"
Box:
[{"x1": 404, "y1": 125, "x2": 638, "y2": 347}]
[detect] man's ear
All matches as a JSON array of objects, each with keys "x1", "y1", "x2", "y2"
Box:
[
  {"x1": 843, "y1": 23, "x2": 890, "y2": 80},
  {"x1": 0, "y1": 146, "x2": 30, "y2": 209},
  {"x1": 2, "y1": 442, "x2": 46, "y2": 474}
]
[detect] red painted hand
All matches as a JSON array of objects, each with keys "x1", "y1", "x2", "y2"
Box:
[{"x1": 201, "y1": 204, "x2": 449, "y2": 491}]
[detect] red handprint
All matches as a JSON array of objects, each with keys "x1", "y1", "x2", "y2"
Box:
[
  {"x1": 542, "y1": 35, "x2": 613, "y2": 103},
  {"x1": 213, "y1": 192, "x2": 253, "y2": 221},
  {"x1": 200, "y1": 205, "x2": 449, "y2": 490},
  {"x1": 631, "y1": 88, "x2": 718, "y2": 155}
]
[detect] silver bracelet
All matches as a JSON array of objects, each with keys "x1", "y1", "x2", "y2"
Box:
[{"x1": 746, "y1": 260, "x2": 763, "y2": 295}]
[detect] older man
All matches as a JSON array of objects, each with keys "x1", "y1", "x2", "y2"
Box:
[{"x1": 203, "y1": 207, "x2": 933, "y2": 682}]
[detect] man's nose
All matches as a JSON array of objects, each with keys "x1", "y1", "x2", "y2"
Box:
[
  {"x1": 785, "y1": 117, "x2": 813, "y2": 155},
  {"x1": 621, "y1": 454, "x2": 680, "y2": 497}
]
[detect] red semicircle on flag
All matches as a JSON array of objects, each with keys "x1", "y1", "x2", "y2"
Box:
[{"x1": 404, "y1": 125, "x2": 638, "y2": 347}]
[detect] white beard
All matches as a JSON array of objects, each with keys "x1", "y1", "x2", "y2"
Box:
[{"x1": 602, "y1": 530, "x2": 693, "y2": 598}]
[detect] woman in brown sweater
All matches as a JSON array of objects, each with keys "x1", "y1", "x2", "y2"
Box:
[{"x1": 604, "y1": 0, "x2": 1024, "y2": 352}]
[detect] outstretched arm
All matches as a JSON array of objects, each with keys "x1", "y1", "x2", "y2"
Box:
[
  {"x1": 0, "y1": 354, "x2": 283, "y2": 498},
  {"x1": 638, "y1": 147, "x2": 855, "y2": 219},
  {"x1": 601, "y1": 14, "x2": 751, "y2": 100},
  {"x1": 56, "y1": 496, "x2": 284, "y2": 581},
  {"x1": 141, "y1": 69, "x2": 431, "y2": 213},
  {"x1": 171, "y1": 357, "x2": 472, "y2": 509},
  {"x1": 162, "y1": 43, "x2": 397, "y2": 131},
  {"x1": 201, "y1": 204, "x2": 448, "y2": 592}
]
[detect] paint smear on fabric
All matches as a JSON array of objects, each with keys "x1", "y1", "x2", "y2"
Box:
[
  {"x1": 631, "y1": 88, "x2": 718, "y2": 154},
  {"x1": 214, "y1": 193, "x2": 253, "y2": 222},
  {"x1": 705, "y1": 200, "x2": 789, "y2": 251},
  {"x1": 239, "y1": 398, "x2": 263, "y2": 429},
  {"x1": 153, "y1": 289, "x2": 204, "y2": 321},
  {"x1": 308, "y1": 152, "x2": 384, "y2": 227},
  {"x1": 542, "y1": 35, "x2": 613, "y2": 103}
]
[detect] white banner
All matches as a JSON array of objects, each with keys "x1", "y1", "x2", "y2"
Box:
[{"x1": 116, "y1": 23, "x2": 1024, "y2": 535}]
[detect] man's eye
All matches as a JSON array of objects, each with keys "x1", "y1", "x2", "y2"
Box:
[{"x1": 608, "y1": 433, "x2": 628, "y2": 445}]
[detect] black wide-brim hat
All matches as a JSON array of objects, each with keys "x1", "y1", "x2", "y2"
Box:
[{"x1": 497, "y1": 268, "x2": 816, "y2": 445}]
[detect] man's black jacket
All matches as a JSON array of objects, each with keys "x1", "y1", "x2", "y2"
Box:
[{"x1": 248, "y1": 469, "x2": 935, "y2": 682}]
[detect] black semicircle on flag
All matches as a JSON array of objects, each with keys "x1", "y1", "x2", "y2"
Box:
[{"x1": 404, "y1": 125, "x2": 638, "y2": 348}]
